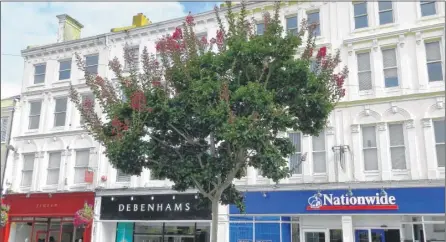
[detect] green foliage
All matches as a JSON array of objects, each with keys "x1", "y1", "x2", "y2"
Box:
[{"x1": 69, "y1": 0, "x2": 348, "y2": 213}]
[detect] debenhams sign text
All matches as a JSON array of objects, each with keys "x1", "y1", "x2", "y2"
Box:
[{"x1": 118, "y1": 203, "x2": 191, "y2": 212}]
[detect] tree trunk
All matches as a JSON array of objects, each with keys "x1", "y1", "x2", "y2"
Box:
[{"x1": 210, "y1": 198, "x2": 220, "y2": 242}]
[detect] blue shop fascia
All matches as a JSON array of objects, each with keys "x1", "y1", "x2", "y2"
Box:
[{"x1": 229, "y1": 185, "x2": 445, "y2": 242}]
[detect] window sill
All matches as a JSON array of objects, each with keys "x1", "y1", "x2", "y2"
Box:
[
  {"x1": 42, "y1": 185, "x2": 58, "y2": 191},
  {"x1": 359, "y1": 90, "x2": 374, "y2": 96},
  {"x1": 418, "y1": 14, "x2": 443, "y2": 23},
  {"x1": 364, "y1": 170, "x2": 380, "y2": 174},
  {"x1": 375, "y1": 23, "x2": 399, "y2": 31},
  {"x1": 25, "y1": 129, "x2": 39, "y2": 135},
  {"x1": 51, "y1": 126, "x2": 65, "y2": 132},
  {"x1": 384, "y1": 87, "x2": 401, "y2": 93},
  {"x1": 52, "y1": 80, "x2": 71, "y2": 86},
  {"x1": 352, "y1": 26, "x2": 373, "y2": 34},
  {"x1": 29, "y1": 83, "x2": 45, "y2": 88},
  {"x1": 391, "y1": 169, "x2": 410, "y2": 175},
  {"x1": 70, "y1": 183, "x2": 89, "y2": 189}
]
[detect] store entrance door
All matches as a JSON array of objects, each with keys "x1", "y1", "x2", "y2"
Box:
[{"x1": 355, "y1": 229, "x2": 400, "y2": 242}]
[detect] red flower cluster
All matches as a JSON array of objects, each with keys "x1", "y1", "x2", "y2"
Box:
[
  {"x1": 317, "y1": 46, "x2": 327, "y2": 59},
  {"x1": 186, "y1": 12, "x2": 194, "y2": 25},
  {"x1": 95, "y1": 76, "x2": 104, "y2": 85},
  {"x1": 111, "y1": 117, "x2": 129, "y2": 136},
  {"x1": 130, "y1": 90, "x2": 147, "y2": 111},
  {"x1": 82, "y1": 97, "x2": 94, "y2": 111},
  {"x1": 334, "y1": 74, "x2": 345, "y2": 88},
  {"x1": 216, "y1": 30, "x2": 224, "y2": 47},
  {"x1": 172, "y1": 27, "x2": 183, "y2": 40},
  {"x1": 200, "y1": 36, "x2": 208, "y2": 45}
]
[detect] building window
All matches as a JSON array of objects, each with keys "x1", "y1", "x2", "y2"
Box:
[
  {"x1": 116, "y1": 169, "x2": 131, "y2": 183},
  {"x1": 378, "y1": 1, "x2": 394, "y2": 25},
  {"x1": 85, "y1": 54, "x2": 99, "y2": 75},
  {"x1": 74, "y1": 150, "x2": 90, "y2": 184},
  {"x1": 34, "y1": 64, "x2": 46, "y2": 84},
  {"x1": 80, "y1": 94, "x2": 95, "y2": 125},
  {"x1": 425, "y1": 41, "x2": 443, "y2": 82},
  {"x1": 312, "y1": 130, "x2": 326, "y2": 173},
  {"x1": 329, "y1": 230, "x2": 343, "y2": 242},
  {"x1": 1, "y1": 117, "x2": 9, "y2": 142},
  {"x1": 256, "y1": 23, "x2": 265, "y2": 35},
  {"x1": 353, "y1": 2, "x2": 368, "y2": 29},
  {"x1": 58, "y1": 59, "x2": 72, "y2": 80},
  {"x1": 124, "y1": 46, "x2": 140, "y2": 71},
  {"x1": 420, "y1": 1, "x2": 436, "y2": 17},
  {"x1": 307, "y1": 11, "x2": 320, "y2": 36},
  {"x1": 389, "y1": 123, "x2": 406, "y2": 170},
  {"x1": 382, "y1": 48, "x2": 399, "y2": 87},
  {"x1": 47, "y1": 152, "x2": 61, "y2": 185},
  {"x1": 286, "y1": 15, "x2": 298, "y2": 36},
  {"x1": 54, "y1": 97, "x2": 67, "y2": 127},
  {"x1": 28, "y1": 101, "x2": 42, "y2": 130},
  {"x1": 21, "y1": 154, "x2": 34, "y2": 187},
  {"x1": 310, "y1": 60, "x2": 318, "y2": 73},
  {"x1": 289, "y1": 132, "x2": 302, "y2": 174},
  {"x1": 362, "y1": 125, "x2": 378, "y2": 171},
  {"x1": 357, "y1": 52, "x2": 372, "y2": 91},
  {"x1": 433, "y1": 119, "x2": 445, "y2": 168}
]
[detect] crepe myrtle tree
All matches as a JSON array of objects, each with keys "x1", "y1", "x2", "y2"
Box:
[{"x1": 69, "y1": 1, "x2": 347, "y2": 240}]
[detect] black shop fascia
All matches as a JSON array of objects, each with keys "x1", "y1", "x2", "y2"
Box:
[{"x1": 100, "y1": 193, "x2": 211, "y2": 221}]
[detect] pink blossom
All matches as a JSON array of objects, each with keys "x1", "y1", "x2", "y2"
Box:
[
  {"x1": 200, "y1": 36, "x2": 208, "y2": 45},
  {"x1": 317, "y1": 46, "x2": 327, "y2": 59},
  {"x1": 186, "y1": 12, "x2": 194, "y2": 25},
  {"x1": 172, "y1": 27, "x2": 183, "y2": 40},
  {"x1": 210, "y1": 38, "x2": 217, "y2": 44},
  {"x1": 130, "y1": 90, "x2": 146, "y2": 111}
]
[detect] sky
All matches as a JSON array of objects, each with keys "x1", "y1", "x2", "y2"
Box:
[{"x1": 0, "y1": 2, "x2": 219, "y2": 99}]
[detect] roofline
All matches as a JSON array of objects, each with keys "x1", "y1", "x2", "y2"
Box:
[
  {"x1": 21, "y1": 1, "x2": 265, "y2": 55},
  {"x1": 1, "y1": 95, "x2": 21, "y2": 101}
]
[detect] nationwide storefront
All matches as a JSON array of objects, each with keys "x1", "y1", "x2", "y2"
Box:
[
  {"x1": 229, "y1": 186, "x2": 445, "y2": 242},
  {"x1": 96, "y1": 193, "x2": 212, "y2": 242},
  {"x1": 0, "y1": 192, "x2": 95, "y2": 242}
]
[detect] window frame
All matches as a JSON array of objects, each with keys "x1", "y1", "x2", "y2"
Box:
[
  {"x1": 1, "y1": 117, "x2": 9, "y2": 143},
  {"x1": 28, "y1": 100, "x2": 42, "y2": 130},
  {"x1": 424, "y1": 40, "x2": 444, "y2": 82},
  {"x1": 85, "y1": 54, "x2": 99, "y2": 75},
  {"x1": 74, "y1": 149, "x2": 90, "y2": 184},
  {"x1": 378, "y1": 1, "x2": 394, "y2": 25},
  {"x1": 33, "y1": 63, "x2": 46, "y2": 84},
  {"x1": 420, "y1": 1, "x2": 437, "y2": 17},
  {"x1": 312, "y1": 130, "x2": 326, "y2": 174},
  {"x1": 123, "y1": 46, "x2": 140, "y2": 71},
  {"x1": 53, "y1": 97, "x2": 68, "y2": 127},
  {"x1": 356, "y1": 51, "x2": 373, "y2": 91},
  {"x1": 433, "y1": 119, "x2": 445, "y2": 168},
  {"x1": 388, "y1": 123, "x2": 407, "y2": 170},
  {"x1": 381, "y1": 47, "x2": 399, "y2": 88},
  {"x1": 289, "y1": 132, "x2": 303, "y2": 175},
  {"x1": 21, "y1": 153, "x2": 35, "y2": 187},
  {"x1": 285, "y1": 15, "x2": 298, "y2": 36},
  {"x1": 353, "y1": 1, "x2": 369, "y2": 29},
  {"x1": 46, "y1": 151, "x2": 62, "y2": 185},
  {"x1": 256, "y1": 22, "x2": 265, "y2": 36},
  {"x1": 361, "y1": 124, "x2": 379, "y2": 171},
  {"x1": 307, "y1": 10, "x2": 321, "y2": 36},
  {"x1": 116, "y1": 169, "x2": 131, "y2": 183},
  {"x1": 58, "y1": 59, "x2": 72, "y2": 81}
]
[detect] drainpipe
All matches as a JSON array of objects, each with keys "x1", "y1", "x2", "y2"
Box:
[{"x1": 1, "y1": 96, "x2": 19, "y2": 194}]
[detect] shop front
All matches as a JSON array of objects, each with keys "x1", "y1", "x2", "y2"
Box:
[
  {"x1": 229, "y1": 186, "x2": 445, "y2": 242},
  {"x1": 0, "y1": 192, "x2": 95, "y2": 242},
  {"x1": 97, "y1": 193, "x2": 212, "y2": 242}
]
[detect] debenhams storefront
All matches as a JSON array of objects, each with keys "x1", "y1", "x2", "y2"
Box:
[{"x1": 94, "y1": 190, "x2": 211, "y2": 242}]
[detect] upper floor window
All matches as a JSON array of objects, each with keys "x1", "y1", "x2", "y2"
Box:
[
  {"x1": 420, "y1": 1, "x2": 437, "y2": 17},
  {"x1": 124, "y1": 46, "x2": 140, "y2": 71},
  {"x1": 34, "y1": 64, "x2": 46, "y2": 84},
  {"x1": 388, "y1": 123, "x2": 406, "y2": 170},
  {"x1": 29, "y1": 101, "x2": 42, "y2": 130},
  {"x1": 1, "y1": 117, "x2": 9, "y2": 142},
  {"x1": 362, "y1": 125, "x2": 378, "y2": 171},
  {"x1": 21, "y1": 154, "x2": 35, "y2": 187},
  {"x1": 425, "y1": 41, "x2": 443, "y2": 82},
  {"x1": 307, "y1": 11, "x2": 320, "y2": 36},
  {"x1": 74, "y1": 150, "x2": 90, "y2": 184},
  {"x1": 256, "y1": 23, "x2": 265, "y2": 35},
  {"x1": 47, "y1": 152, "x2": 62, "y2": 185},
  {"x1": 289, "y1": 132, "x2": 302, "y2": 174},
  {"x1": 286, "y1": 15, "x2": 298, "y2": 36},
  {"x1": 433, "y1": 119, "x2": 445, "y2": 168},
  {"x1": 59, "y1": 59, "x2": 72, "y2": 80},
  {"x1": 85, "y1": 55, "x2": 99, "y2": 75},
  {"x1": 312, "y1": 130, "x2": 326, "y2": 174},
  {"x1": 378, "y1": 1, "x2": 394, "y2": 25},
  {"x1": 353, "y1": 2, "x2": 368, "y2": 29},
  {"x1": 54, "y1": 97, "x2": 67, "y2": 127},
  {"x1": 382, "y1": 48, "x2": 399, "y2": 87},
  {"x1": 357, "y1": 52, "x2": 372, "y2": 91},
  {"x1": 116, "y1": 169, "x2": 131, "y2": 183},
  {"x1": 80, "y1": 93, "x2": 95, "y2": 125}
]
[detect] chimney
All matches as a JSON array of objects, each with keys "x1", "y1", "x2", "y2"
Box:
[
  {"x1": 132, "y1": 13, "x2": 150, "y2": 27},
  {"x1": 56, "y1": 14, "x2": 84, "y2": 43}
]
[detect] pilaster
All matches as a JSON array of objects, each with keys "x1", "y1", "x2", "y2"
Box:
[{"x1": 377, "y1": 122, "x2": 391, "y2": 180}]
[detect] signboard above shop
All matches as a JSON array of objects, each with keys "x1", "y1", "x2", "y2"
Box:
[
  {"x1": 229, "y1": 187, "x2": 445, "y2": 215},
  {"x1": 100, "y1": 193, "x2": 211, "y2": 221}
]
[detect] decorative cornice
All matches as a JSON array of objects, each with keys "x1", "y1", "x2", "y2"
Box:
[
  {"x1": 344, "y1": 29, "x2": 410, "y2": 46},
  {"x1": 13, "y1": 129, "x2": 88, "y2": 141}
]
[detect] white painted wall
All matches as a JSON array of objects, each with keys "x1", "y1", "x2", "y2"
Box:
[{"x1": 5, "y1": 0, "x2": 445, "y2": 197}]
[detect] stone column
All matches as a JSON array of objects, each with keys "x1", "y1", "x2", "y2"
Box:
[{"x1": 342, "y1": 216, "x2": 354, "y2": 242}]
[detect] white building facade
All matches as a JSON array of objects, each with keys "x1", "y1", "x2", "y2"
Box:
[{"x1": 2, "y1": 1, "x2": 445, "y2": 242}]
